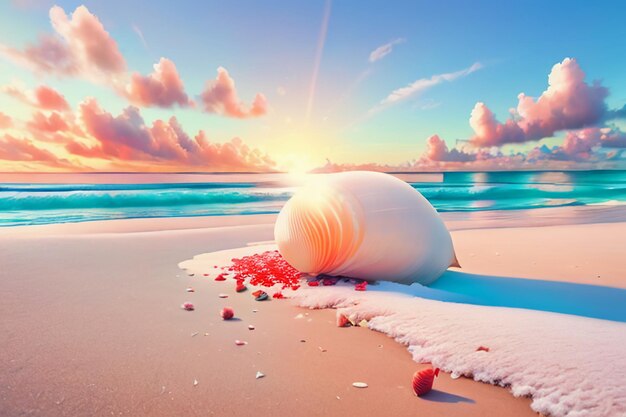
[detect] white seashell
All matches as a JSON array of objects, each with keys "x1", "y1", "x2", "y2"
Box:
[
  {"x1": 255, "y1": 371, "x2": 265, "y2": 379},
  {"x1": 352, "y1": 382, "x2": 368, "y2": 388},
  {"x1": 274, "y1": 172, "x2": 458, "y2": 285}
]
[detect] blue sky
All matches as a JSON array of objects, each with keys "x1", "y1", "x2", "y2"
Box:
[{"x1": 0, "y1": 0, "x2": 624, "y2": 171}]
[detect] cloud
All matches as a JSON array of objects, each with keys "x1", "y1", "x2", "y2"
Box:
[
  {"x1": 201, "y1": 67, "x2": 268, "y2": 118},
  {"x1": 470, "y1": 58, "x2": 609, "y2": 146},
  {"x1": 3, "y1": 83, "x2": 69, "y2": 111},
  {"x1": 0, "y1": 112, "x2": 12, "y2": 129},
  {"x1": 132, "y1": 24, "x2": 148, "y2": 49},
  {"x1": 34, "y1": 85, "x2": 70, "y2": 111},
  {"x1": 27, "y1": 111, "x2": 70, "y2": 133},
  {"x1": 372, "y1": 62, "x2": 482, "y2": 113},
  {"x1": 0, "y1": 6, "x2": 126, "y2": 81},
  {"x1": 423, "y1": 135, "x2": 476, "y2": 162},
  {"x1": 125, "y1": 58, "x2": 192, "y2": 108},
  {"x1": 0, "y1": 134, "x2": 70, "y2": 167},
  {"x1": 369, "y1": 38, "x2": 405, "y2": 63},
  {"x1": 73, "y1": 98, "x2": 275, "y2": 170}
]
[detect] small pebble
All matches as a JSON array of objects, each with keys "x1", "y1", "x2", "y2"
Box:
[
  {"x1": 235, "y1": 340, "x2": 247, "y2": 346},
  {"x1": 193, "y1": 379, "x2": 199, "y2": 386},
  {"x1": 218, "y1": 293, "x2": 228, "y2": 298},
  {"x1": 248, "y1": 325, "x2": 255, "y2": 330},
  {"x1": 181, "y1": 302, "x2": 194, "y2": 311},
  {"x1": 352, "y1": 382, "x2": 368, "y2": 388}
]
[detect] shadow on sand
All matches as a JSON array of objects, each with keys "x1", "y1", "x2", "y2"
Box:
[
  {"x1": 420, "y1": 389, "x2": 475, "y2": 404},
  {"x1": 373, "y1": 271, "x2": 626, "y2": 322}
]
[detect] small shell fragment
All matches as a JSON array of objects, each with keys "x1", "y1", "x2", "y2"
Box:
[
  {"x1": 248, "y1": 325, "x2": 255, "y2": 330},
  {"x1": 255, "y1": 371, "x2": 265, "y2": 379},
  {"x1": 352, "y1": 382, "x2": 368, "y2": 388},
  {"x1": 218, "y1": 293, "x2": 229, "y2": 298},
  {"x1": 186, "y1": 287, "x2": 195, "y2": 292},
  {"x1": 235, "y1": 340, "x2": 247, "y2": 346},
  {"x1": 193, "y1": 379, "x2": 199, "y2": 386},
  {"x1": 358, "y1": 319, "x2": 369, "y2": 328}
]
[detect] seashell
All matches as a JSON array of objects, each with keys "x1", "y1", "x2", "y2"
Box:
[
  {"x1": 255, "y1": 371, "x2": 265, "y2": 379},
  {"x1": 181, "y1": 302, "x2": 194, "y2": 311},
  {"x1": 274, "y1": 172, "x2": 458, "y2": 285},
  {"x1": 412, "y1": 367, "x2": 439, "y2": 396},
  {"x1": 352, "y1": 382, "x2": 368, "y2": 388},
  {"x1": 220, "y1": 307, "x2": 234, "y2": 320}
]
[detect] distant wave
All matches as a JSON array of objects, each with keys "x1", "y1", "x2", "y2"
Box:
[
  {"x1": 0, "y1": 182, "x2": 255, "y2": 193},
  {"x1": 0, "y1": 189, "x2": 291, "y2": 211},
  {"x1": 416, "y1": 184, "x2": 626, "y2": 201}
]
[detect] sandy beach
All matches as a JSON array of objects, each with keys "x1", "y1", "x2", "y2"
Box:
[{"x1": 1, "y1": 208, "x2": 625, "y2": 417}]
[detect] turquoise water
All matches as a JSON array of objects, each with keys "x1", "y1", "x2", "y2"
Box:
[{"x1": 0, "y1": 171, "x2": 625, "y2": 226}]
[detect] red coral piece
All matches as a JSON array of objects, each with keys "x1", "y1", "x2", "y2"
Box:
[
  {"x1": 354, "y1": 281, "x2": 368, "y2": 291},
  {"x1": 476, "y1": 346, "x2": 490, "y2": 352},
  {"x1": 236, "y1": 283, "x2": 247, "y2": 293},
  {"x1": 308, "y1": 281, "x2": 319, "y2": 287},
  {"x1": 215, "y1": 273, "x2": 227, "y2": 281},
  {"x1": 272, "y1": 292, "x2": 285, "y2": 299}
]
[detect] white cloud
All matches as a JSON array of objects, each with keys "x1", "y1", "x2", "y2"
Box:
[{"x1": 368, "y1": 38, "x2": 405, "y2": 63}]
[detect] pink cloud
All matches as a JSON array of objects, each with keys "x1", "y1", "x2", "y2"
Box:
[
  {"x1": 423, "y1": 135, "x2": 476, "y2": 162},
  {"x1": 0, "y1": 5, "x2": 126, "y2": 80},
  {"x1": 27, "y1": 111, "x2": 70, "y2": 133},
  {"x1": 470, "y1": 58, "x2": 609, "y2": 146},
  {"x1": 34, "y1": 85, "x2": 70, "y2": 111},
  {"x1": 0, "y1": 112, "x2": 12, "y2": 129},
  {"x1": 201, "y1": 67, "x2": 268, "y2": 118},
  {"x1": 126, "y1": 58, "x2": 192, "y2": 108},
  {"x1": 0, "y1": 134, "x2": 69, "y2": 167},
  {"x1": 74, "y1": 98, "x2": 275, "y2": 170}
]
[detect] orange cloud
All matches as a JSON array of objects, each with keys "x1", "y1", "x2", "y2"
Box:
[
  {"x1": 0, "y1": 112, "x2": 12, "y2": 129},
  {"x1": 34, "y1": 85, "x2": 70, "y2": 111},
  {"x1": 201, "y1": 67, "x2": 268, "y2": 118}
]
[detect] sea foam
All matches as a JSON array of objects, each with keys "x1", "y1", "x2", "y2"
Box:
[{"x1": 181, "y1": 245, "x2": 626, "y2": 417}]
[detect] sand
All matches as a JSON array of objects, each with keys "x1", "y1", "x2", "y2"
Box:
[{"x1": 1, "y1": 208, "x2": 624, "y2": 417}]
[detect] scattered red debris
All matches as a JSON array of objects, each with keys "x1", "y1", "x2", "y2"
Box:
[
  {"x1": 337, "y1": 313, "x2": 351, "y2": 327},
  {"x1": 220, "y1": 307, "x2": 234, "y2": 320},
  {"x1": 253, "y1": 291, "x2": 269, "y2": 301},
  {"x1": 215, "y1": 273, "x2": 227, "y2": 281},
  {"x1": 354, "y1": 281, "x2": 368, "y2": 291},
  {"x1": 236, "y1": 283, "x2": 247, "y2": 293},
  {"x1": 203, "y1": 273, "x2": 209, "y2": 276},
  {"x1": 476, "y1": 346, "x2": 490, "y2": 352},
  {"x1": 322, "y1": 278, "x2": 338, "y2": 286},
  {"x1": 412, "y1": 368, "x2": 439, "y2": 397},
  {"x1": 227, "y1": 250, "x2": 303, "y2": 290},
  {"x1": 181, "y1": 302, "x2": 195, "y2": 311},
  {"x1": 272, "y1": 292, "x2": 285, "y2": 299},
  {"x1": 308, "y1": 281, "x2": 319, "y2": 287}
]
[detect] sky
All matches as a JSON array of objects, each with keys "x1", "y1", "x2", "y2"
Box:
[{"x1": 0, "y1": 0, "x2": 625, "y2": 172}]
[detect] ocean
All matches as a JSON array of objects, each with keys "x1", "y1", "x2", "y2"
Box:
[{"x1": 0, "y1": 170, "x2": 625, "y2": 227}]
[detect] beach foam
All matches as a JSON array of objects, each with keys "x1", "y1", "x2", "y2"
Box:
[{"x1": 180, "y1": 245, "x2": 626, "y2": 417}]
